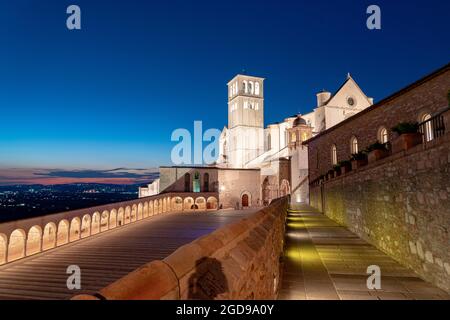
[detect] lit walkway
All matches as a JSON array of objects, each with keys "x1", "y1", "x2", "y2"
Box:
[
  {"x1": 279, "y1": 204, "x2": 450, "y2": 300},
  {"x1": 0, "y1": 209, "x2": 255, "y2": 300}
]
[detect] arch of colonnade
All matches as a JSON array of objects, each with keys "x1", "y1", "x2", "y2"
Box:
[{"x1": 0, "y1": 192, "x2": 219, "y2": 265}]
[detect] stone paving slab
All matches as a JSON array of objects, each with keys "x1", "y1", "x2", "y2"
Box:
[{"x1": 278, "y1": 204, "x2": 450, "y2": 300}]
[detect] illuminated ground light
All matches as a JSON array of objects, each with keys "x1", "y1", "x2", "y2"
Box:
[
  {"x1": 285, "y1": 248, "x2": 301, "y2": 263},
  {"x1": 285, "y1": 232, "x2": 309, "y2": 240}
]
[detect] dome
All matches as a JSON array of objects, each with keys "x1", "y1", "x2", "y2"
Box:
[{"x1": 293, "y1": 116, "x2": 307, "y2": 127}]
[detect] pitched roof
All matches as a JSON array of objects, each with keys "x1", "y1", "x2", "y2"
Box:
[{"x1": 325, "y1": 75, "x2": 372, "y2": 107}]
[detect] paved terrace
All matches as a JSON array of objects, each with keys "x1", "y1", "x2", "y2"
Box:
[
  {"x1": 0, "y1": 209, "x2": 255, "y2": 300},
  {"x1": 279, "y1": 204, "x2": 450, "y2": 300}
]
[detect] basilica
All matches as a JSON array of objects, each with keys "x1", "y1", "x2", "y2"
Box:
[{"x1": 139, "y1": 73, "x2": 373, "y2": 208}]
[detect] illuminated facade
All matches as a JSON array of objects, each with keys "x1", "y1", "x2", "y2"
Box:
[{"x1": 141, "y1": 73, "x2": 373, "y2": 205}]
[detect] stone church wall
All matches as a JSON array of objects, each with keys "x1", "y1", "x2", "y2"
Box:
[{"x1": 218, "y1": 168, "x2": 261, "y2": 208}]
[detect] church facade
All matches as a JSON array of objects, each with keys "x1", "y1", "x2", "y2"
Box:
[{"x1": 139, "y1": 73, "x2": 373, "y2": 208}]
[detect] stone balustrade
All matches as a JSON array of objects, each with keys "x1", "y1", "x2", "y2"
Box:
[
  {"x1": 0, "y1": 192, "x2": 219, "y2": 265},
  {"x1": 73, "y1": 197, "x2": 288, "y2": 300}
]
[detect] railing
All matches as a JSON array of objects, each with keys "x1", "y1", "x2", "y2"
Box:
[
  {"x1": 419, "y1": 107, "x2": 449, "y2": 143},
  {"x1": 0, "y1": 192, "x2": 219, "y2": 266}
]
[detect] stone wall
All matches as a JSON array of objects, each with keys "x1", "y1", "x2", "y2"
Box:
[
  {"x1": 218, "y1": 168, "x2": 261, "y2": 209},
  {"x1": 73, "y1": 197, "x2": 288, "y2": 300},
  {"x1": 159, "y1": 166, "x2": 261, "y2": 209},
  {"x1": 159, "y1": 167, "x2": 219, "y2": 193},
  {"x1": 310, "y1": 134, "x2": 450, "y2": 293}
]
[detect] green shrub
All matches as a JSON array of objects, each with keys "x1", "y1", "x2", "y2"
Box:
[
  {"x1": 392, "y1": 122, "x2": 419, "y2": 134},
  {"x1": 333, "y1": 164, "x2": 341, "y2": 171},
  {"x1": 338, "y1": 160, "x2": 351, "y2": 167},
  {"x1": 365, "y1": 141, "x2": 388, "y2": 152},
  {"x1": 351, "y1": 151, "x2": 367, "y2": 161}
]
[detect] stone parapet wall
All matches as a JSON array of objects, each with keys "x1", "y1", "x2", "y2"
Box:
[
  {"x1": 73, "y1": 197, "x2": 288, "y2": 300},
  {"x1": 1, "y1": 192, "x2": 208, "y2": 265},
  {"x1": 310, "y1": 134, "x2": 450, "y2": 293}
]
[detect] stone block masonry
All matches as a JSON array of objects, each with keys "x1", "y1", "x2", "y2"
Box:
[
  {"x1": 311, "y1": 133, "x2": 450, "y2": 293},
  {"x1": 307, "y1": 64, "x2": 450, "y2": 293},
  {"x1": 73, "y1": 197, "x2": 288, "y2": 300}
]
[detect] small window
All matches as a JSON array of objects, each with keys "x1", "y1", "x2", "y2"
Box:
[
  {"x1": 347, "y1": 96, "x2": 356, "y2": 106},
  {"x1": 184, "y1": 173, "x2": 190, "y2": 192},
  {"x1": 301, "y1": 132, "x2": 308, "y2": 142},
  {"x1": 422, "y1": 113, "x2": 433, "y2": 142},
  {"x1": 378, "y1": 127, "x2": 388, "y2": 144},
  {"x1": 243, "y1": 81, "x2": 248, "y2": 93},
  {"x1": 255, "y1": 82, "x2": 260, "y2": 95},
  {"x1": 291, "y1": 132, "x2": 297, "y2": 143},
  {"x1": 203, "y1": 173, "x2": 209, "y2": 192},
  {"x1": 350, "y1": 136, "x2": 358, "y2": 154},
  {"x1": 331, "y1": 144, "x2": 337, "y2": 165},
  {"x1": 193, "y1": 172, "x2": 200, "y2": 193}
]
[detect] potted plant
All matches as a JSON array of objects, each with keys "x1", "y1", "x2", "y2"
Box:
[
  {"x1": 333, "y1": 164, "x2": 342, "y2": 177},
  {"x1": 318, "y1": 174, "x2": 325, "y2": 184},
  {"x1": 338, "y1": 160, "x2": 352, "y2": 174},
  {"x1": 366, "y1": 141, "x2": 390, "y2": 163},
  {"x1": 350, "y1": 151, "x2": 368, "y2": 170},
  {"x1": 391, "y1": 122, "x2": 422, "y2": 153},
  {"x1": 327, "y1": 169, "x2": 335, "y2": 179}
]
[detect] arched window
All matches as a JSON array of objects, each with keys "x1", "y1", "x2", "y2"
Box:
[
  {"x1": 301, "y1": 132, "x2": 308, "y2": 142},
  {"x1": 184, "y1": 173, "x2": 190, "y2": 192},
  {"x1": 422, "y1": 113, "x2": 433, "y2": 142},
  {"x1": 248, "y1": 81, "x2": 253, "y2": 94},
  {"x1": 350, "y1": 136, "x2": 358, "y2": 154},
  {"x1": 255, "y1": 82, "x2": 260, "y2": 95},
  {"x1": 331, "y1": 144, "x2": 337, "y2": 165},
  {"x1": 243, "y1": 81, "x2": 248, "y2": 93},
  {"x1": 267, "y1": 133, "x2": 272, "y2": 151},
  {"x1": 378, "y1": 127, "x2": 389, "y2": 144},
  {"x1": 193, "y1": 171, "x2": 200, "y2": 193},
  {"x1": 291, "y1": 132, "x2": 297, "y2": 143},
  {"x1": 203, "y1": 173, "x2": 209, "y2": 192}
]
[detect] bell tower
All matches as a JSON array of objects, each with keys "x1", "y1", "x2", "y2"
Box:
[{"x1": 226, "y1": 74, "x2": 265, "y2": 168}]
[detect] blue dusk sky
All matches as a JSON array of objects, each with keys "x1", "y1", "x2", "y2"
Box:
[{"x1": 0, "y1": 0, "x2": 449, "y2": 184}]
